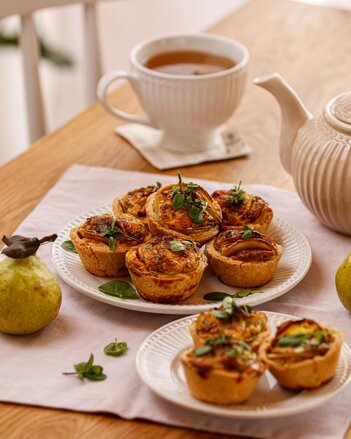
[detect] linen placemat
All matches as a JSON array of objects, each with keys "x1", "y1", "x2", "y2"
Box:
[
  {"x1": 116, "y1": 124, "x2": 251, "y2": 169},
  {"x1": 1, "y1": 164, "x2": 350, "y2": 439}
]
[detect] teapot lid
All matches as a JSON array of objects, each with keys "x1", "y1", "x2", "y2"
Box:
[{"x1": 325, "y1": 92, "x2": 351, "y2": 134}]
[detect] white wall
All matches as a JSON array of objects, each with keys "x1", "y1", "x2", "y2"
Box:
[{"x1": 0, "y1": 0, "x2": 246, "y2": 165}]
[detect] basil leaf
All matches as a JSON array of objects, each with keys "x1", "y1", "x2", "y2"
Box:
[
  {"x1": 67, "y1": 353, "x2": 107, "y2": 382},
  {"x1": 172, "y1": 192, "x2": 185, "y2": 208},
  {"x1": 242, "y1": 229, "x2": 252, "y2": 240},
  {"x1": 227, "y1": 348, "x2": 238, "y2": 358},
  {"x1": 108, "y1": 236, "x2": 116, "y2": 251},
  {"x1": 277, "y1": 334, "x2": 309, "y2": 347},
  {"x1": 170, "y1": 241, "x2": 186, "y2": 252},
  {"x1": 194, "y1": 345, "x2": 212, "y2": 356},
  {"x1": 84, "y1": 372, "x2": 107, "y2": 381},
  {"x1": 98, "y1": 281, "x2": 138, "y2": 299},
  {"x1": 61, "y1": 240, "x2": 78, "y2": 253},
  {"x1": 203, "y1": 292, "x2": 233, "y2": 301},
  {"x1": 156, "y1": 181, "x2": 162, "y2": 189},
  {"x1": 228, "y1": 181, "x2": 245, "y2": 205},
  {"x1": 189, "y1": 205, "x2": 202, "y2": 224},
  {"x1": 86, "y1": 353, "x2": 94, "y2": 370},
  {"x1": 212, "y1": 309, "x2": 230, "y2": 319},
  {"x1": 74, "y1": 362, "x2": 88, "y2": 375},
  {"x1": 234, "y1": 289, "x2": 262, "y2": 298},
  {"x1": 104, "y1": 340, "x2": 127, "y2": 356}
]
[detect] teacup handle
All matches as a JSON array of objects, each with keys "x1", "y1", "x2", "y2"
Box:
[{"x1": 97, "y1": 70, "x2": 155, "y2": 127}]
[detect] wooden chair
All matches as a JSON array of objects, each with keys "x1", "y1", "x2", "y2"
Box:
[{"x1": 0, "y1": 0, "x2": 111, "y2": 144}]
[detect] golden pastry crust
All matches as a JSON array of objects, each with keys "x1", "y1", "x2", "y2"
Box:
[
  {"x1": 71, "y1": 213, "x2": 150, "y2": 277},
  {"x1": 212, "y1": 186, "x2": 273, "y2": 233},
  {"x1": 189, "y1": 299, "x2": 269, "y2": 351},
  {"x1": 146, "y1": 180, "x2": 222, "y2": 245},
  {"x1": 112, "y1": 184, "x2": 160, "y2": 228},
  {"x1": 206, "y1": 228, "x2": 283, "y2": 288},
  {"x1": 125, "y1": 236, "x2": 207, "y2": 303},
  {"x1": 181, "y1": 338, "x2": 265, "y2": 404},
  {"x1": 260, "y1": 319, "x2": 344, "y2": 389}
]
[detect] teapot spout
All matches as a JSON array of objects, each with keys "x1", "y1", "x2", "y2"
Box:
[{"x1": 254, "y1": 73, "x2": 312, "y2": 174}]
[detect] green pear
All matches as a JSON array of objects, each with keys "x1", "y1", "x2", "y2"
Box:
[
  {"x1": 0, "y1": 255, "x2": 62, "y2": 334},
  {"x1": 335, "y1": 252, "x2": 351, "y2": 312}
]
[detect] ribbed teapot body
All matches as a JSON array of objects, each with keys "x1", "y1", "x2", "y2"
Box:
[{"x1": 292, "y1": 116, "x2": 351, "y2": 235}]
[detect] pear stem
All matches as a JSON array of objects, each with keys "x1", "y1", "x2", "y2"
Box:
[{"x1": 39, "y1": 234, "x2": 58, "y2": 244}]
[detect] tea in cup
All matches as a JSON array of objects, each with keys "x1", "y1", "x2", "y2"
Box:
[{"x1": 97, "y1": 33, "x2": 249, "y2": 153}]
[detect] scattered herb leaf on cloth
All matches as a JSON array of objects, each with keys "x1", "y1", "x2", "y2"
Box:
[
  {"x1": 63, "y1": 353, "x2": 106, "y2": 381},
  {"x1": 104, "y1": 338, "x2": 128, "y2": 356}
]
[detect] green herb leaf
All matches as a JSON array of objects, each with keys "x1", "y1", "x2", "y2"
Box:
[
  {"x1": 277, "y1": 334, "x2": 309, "y2": 347},
  {"x1": 156, "y1": 181, "x2": 162, "y2": 189},
  {"x1": 170, "y1": 240, "x2": 186, "y2": 252},
  {"x1": 227, "y1": 348, "x2": 239, "y2": 358},
  {"x1": 234, "y1": 289, "x2": 263, "y2": 298},
  {"x1": 203, "y1": 292, "x2": 233, "y2": 301},
  {"x1": 189, "y1": 205, "x2": 203, "y2": 224},
  {"x1": 242, "y1": 225, "x2": 253, "y2": 240},
  {"x1": 98, "y1": 280, "x2": 138, "y2": 299},
  {"x1": 194, "y1": 345, "x2": 213, "y2": 356},
  {"x1": 108, "y1": 236, "x2": 117, "y2": 251},
  {"x1": 171, "y1": 171, "x2": 207, "y2": 224},
  {"x1": 222, "y1": 296, "x2": 235, "y2": 314},
  {"x1": 172, "y1": 192, "x2": 185, "y2": 208},
  {"x1": 212, "y1": 309, "x2": 230, "y2": 319},
  {"x1": 104, "y1": 338, "x2": 128, "y2": 356},
  {"x1": 207, "y1": 334, "x2": 232, "y2": 346},
  {"x1": 61, "y1": 240, "x2": 78, "y2": 253},
  {"x1": 228, "y1": 181, "x2": 245, "y2": 204},
  {"x1": 63, "y1": 353, "x2": 107, "y2": 382},
  {"x1": 186, "y1": 182, "x2": 199, "y2": 193}
]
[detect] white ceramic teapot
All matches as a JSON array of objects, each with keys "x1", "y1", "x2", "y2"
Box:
[{"x1": 254, "y1": 73, "x2": 351, "y2": 236}]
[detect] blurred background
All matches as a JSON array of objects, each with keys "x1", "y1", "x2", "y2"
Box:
[{"x1": 0, "y1": 0, "x2": 349, "y2": 165}]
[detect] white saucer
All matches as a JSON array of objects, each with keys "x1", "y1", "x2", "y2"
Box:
[{"x1": 115, "y1": 123, "x2": 251, "y2": 170}]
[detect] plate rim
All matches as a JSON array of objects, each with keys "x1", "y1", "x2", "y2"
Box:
[
  {"x1": 135, "y1": 310, "x2": 351, "y2": 419},
  {"x1": 52, "y1": 205, "x2": 312, "y2": 315}
]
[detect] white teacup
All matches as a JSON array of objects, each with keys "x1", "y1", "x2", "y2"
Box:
[{"x1": 97, "y1": 33, "x2": 249, "y2": 153}]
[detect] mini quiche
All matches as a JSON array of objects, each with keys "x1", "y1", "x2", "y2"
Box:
[
  {"x1": 146, "y1": 173, "x2": 222, "y2": 245},
  {"x1": 181, "y1": 335, "x2": 265, "y2": 404},
  {"x1": 112, "y1": 182, "x2": 161, "y2": 228},
  {"x1": 261, "y1": 318, "x2": 343, "y2": 389},
  {"x1": 125, "y1": 236, "x2": 207, "y2": 303},
  {"x1": 206, "y1": 228, "x2": 283, "y2": 288},
  {"x1": 189, "y1": 297, "x2": 269, "y2": 351},
  {"x1": 212, "y1": 182, "x2": 273, "y2": 232},
  {"x1": 70, "y1": 213, "x2": 149, "y2": 277}
]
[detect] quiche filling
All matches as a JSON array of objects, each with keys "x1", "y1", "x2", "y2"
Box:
[
  {"x1": 187, "y1": 335, "x2": 262, "y2": 377},
  {"x1": 267, "y1": 319, "x2": 335, "y2": 364},
  {"x1": 119, "y1": 184, "x2": 160, "y2": 220},
  {"x1": 157, "y1": 185, "x2": 221, "y2": 232},
  {"x1": 214, "y1": 229, "x2": 278, "y2": 262},
  {"x1": 130, "y1": 236, "x2": 204, "y2": 274},
  {"x1": 212, "y1": 185, "x2": 270, "y2": 227},
  {"x1": 77, "y1": 214, "x2": 148, "y2": 248},
  {"x1": 194, "y1": 299, "x2": 268, "y2": 344}
]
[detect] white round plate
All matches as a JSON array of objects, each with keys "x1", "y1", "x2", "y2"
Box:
[
  {"x1": 52, "y1": 205, "x2": 312, "y2": 315},
  {"x1": 136, "y1": 311, "x2": 351, "y2": 419}
]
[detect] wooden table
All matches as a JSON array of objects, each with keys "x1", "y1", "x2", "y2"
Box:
[{"x1": 1, "y1": 0, "x2": 351, "y2": 437}]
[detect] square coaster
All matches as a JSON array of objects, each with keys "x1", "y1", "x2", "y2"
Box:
[{"x1": 115, "y1": 124, "x2": 251, "y2": 170}]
